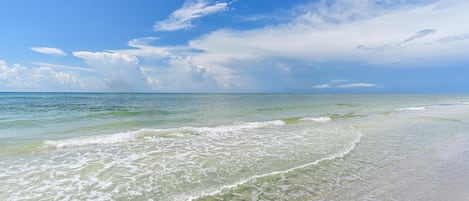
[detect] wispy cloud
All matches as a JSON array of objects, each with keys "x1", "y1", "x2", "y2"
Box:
[
  {"x1": 331, "y1": 79, "x2": 348, "y2": 83},
  {"x1": 154, "y1": 0, "x2": 228, "y2": 31},
  {"x1": 32, "y1": 62, "x2": 96, "y2": 72},
  {"x1": 189, "y1": 1, "x2": 468, "y2": 65},
  {"x1": 111, "y1": 37, "x2": 172, "y2": 58},
  {"x1": 30, "y1": 47, "x2": 67, "y2": 56},
  {"x1": 401, "y1": 29, "x2": 436, "y2": 44},
  {"x1": 336, "y1": 83, "x2": 378, "y2": 88},
  {"x1": 438, "y1": 33, "x2": 469, "y2": 43},
  {"x1": 356, "y1": 29, "x2": 437, "y2": 53},
  {"x1": 313, "y1": 81, "x2": 378, "y2": 89},
  {"x1": 312, "y1": 84, "x2": 331, "y2": 89}
]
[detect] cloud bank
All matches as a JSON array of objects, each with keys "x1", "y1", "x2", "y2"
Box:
[{"x1": 0, "y1": 60, "x2": 99, "y2": 91}]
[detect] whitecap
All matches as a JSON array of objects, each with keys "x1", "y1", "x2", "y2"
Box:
[
  {"x1": 300, "y1": 116, "x2": 332, "y2": 123},
  {"x1": 43, "y1": 131, "x2": 138, "y2": 148},
  {"x1": 395, "y1": 107, "x2": 426, "y2": 112}
]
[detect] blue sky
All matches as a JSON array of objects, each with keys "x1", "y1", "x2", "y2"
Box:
[{"x1": 1, "y1": 0, "x2": 469, "y2": 92}]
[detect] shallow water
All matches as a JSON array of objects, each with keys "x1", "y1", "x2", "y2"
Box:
[{"x1": 1, "y1": 93, "x2": 468, "y2": 200}]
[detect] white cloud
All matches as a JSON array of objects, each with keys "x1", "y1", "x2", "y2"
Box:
[
  {"x1": 336, "y1": 83, "x2": 378, "y2": 88},
  {"x1": 356, "y1": 29, "x2": 437, "y2": 52},
  {"x1": 15, "y1": 0, "x2": 468, "y2": 92},
  {"x1": 401, "y1": 29, "x2": 436, "y2": 44},
  {"x1": 438, "y1": 32, "x2": 469, "y2": 43},
  {"x1": 146, "y1": 58, "x2": 220, "y2": 91},
  {"x1": 154, "y1": 0, "x2": 228, "y2": 31},
  {"x1": 186, "y1": 0, "x2": 469, "y2": 68},
  {"x1": 110, "y1": 37, "x2": 173, "y2": 59},
  {"x1": 30, "y1": 47, "x2": 67, "y2": 56},
  {"x1": 312, "y1": 84, "x2": 331, "y2": 89},
  {"x1": 90, "y1": 0, "x2": 469, "y2": 92},
  {"x1": 32, "y1": 62, "x2": 96, "y2": 72},
  {"x1": 0, "y1": 60, "x2": 100, "y2": 91},
  {"x1": 121, "y1": 0, "x2": 469, "y2": 91},
  {"x1": 73, "y1": 51, "x2": 150, "y2": 91},
  {"x1": 108, "y1": 37, "x2": 246, "y2": 91}
]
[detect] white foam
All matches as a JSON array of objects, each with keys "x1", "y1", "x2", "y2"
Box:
[
  {"x1": 43, "y1": 120, "x2": 285, "y2": 149},
  {"x1": 395, "y1": 107, "x2": 426, "y2": 112},
  {"x1": 188, "y1": 130, "x2": 363, "y2": 200},
  {"x1": 300, "y1": 116, "x2": 332, "y2": 123},
  {"x1": 43, "y1": 131, "x2": 138, "y2": 148},
  {"x1": 192, "y1": 120, "x2": 285, "y2": 134}
]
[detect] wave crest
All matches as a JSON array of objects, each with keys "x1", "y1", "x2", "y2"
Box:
[
  {"x1": 301, "y1": 116, "x2": 332, "y2": 123},
  {"x1": 43, "y1": 120, "x2": 286, "y2": 149},
  {"x1": 42, "y1": 116, "x2": 337, "y2": 149},
  {"x1": 395, "y1": 107, "x2": 426, "y2": 111}
]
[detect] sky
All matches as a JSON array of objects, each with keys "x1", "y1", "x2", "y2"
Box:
[{"x1": 1, "y1": 0, "x2": 469, "y2": 93}]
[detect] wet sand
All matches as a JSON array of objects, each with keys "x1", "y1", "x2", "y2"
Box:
[{"x1": 318, "y1": 137, "x2": 469, "y2": 201}]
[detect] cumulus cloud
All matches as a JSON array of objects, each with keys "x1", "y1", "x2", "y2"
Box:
[
  {"x1": 154, "y1": 0, "x2": 228, "y2": 31},
  {"x1": 145, "y1": 58, "x2": 221, "y2": 91},
  {"x1": 30, "y1": 47, "x2": 67, "y2": 56},
  {"x1": 0, "y1": 60, "x2": 99, "y2": 91},
  {"x1": 108, "y1": 37, "x2": 246, "y2": 91},
  {"x1": 336, "y1": 83, "x2": 378, "y2": 88},
  {"x1": 73, "y1": 51, "x2": 150, "y2": 91}
]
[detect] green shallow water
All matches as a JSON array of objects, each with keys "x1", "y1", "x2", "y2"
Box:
[{"x1": 1, "y1": 93, "x2": 469, "y2": 200}]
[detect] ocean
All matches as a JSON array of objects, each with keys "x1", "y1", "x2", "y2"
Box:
[{"x1": 1, "y1": 93, "x2": 468, "y2": 200}]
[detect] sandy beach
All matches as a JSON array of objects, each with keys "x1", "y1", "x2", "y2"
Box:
[{"x1": 318, "y1": 136, "x2": 469, "y2": 201}]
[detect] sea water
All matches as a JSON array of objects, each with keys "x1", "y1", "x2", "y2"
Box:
[{"x1": 0, "y1": 93, "x2": 468, "y2": 200}]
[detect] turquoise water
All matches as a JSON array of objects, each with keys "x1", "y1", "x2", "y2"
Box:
[{"x1": 1, "y1": 93, "x2": 469, "y2": 200}]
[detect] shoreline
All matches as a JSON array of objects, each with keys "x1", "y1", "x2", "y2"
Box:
[{"x1": 317, "y1": 135, "x2": 469, "y2": 201}]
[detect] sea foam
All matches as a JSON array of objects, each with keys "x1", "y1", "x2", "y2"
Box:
[
  {"x1": 43, "y1": 120, "x2": 286, "y2": 149},
  {"x1": 42, "y1": 117, "x2": 332, "y2": 149},
  {"x1": 395, "y1": 107, "x2": 426, "y2": 112},
  {"x1": 300, "y1": 116, "x2": 332, "y2": 123},
  {"x1": 188, "y1": 129, "x2": 363, "y2": 200},
  {"x1": 43, "y1": 131, "x2": 138, "y2": 148}
]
